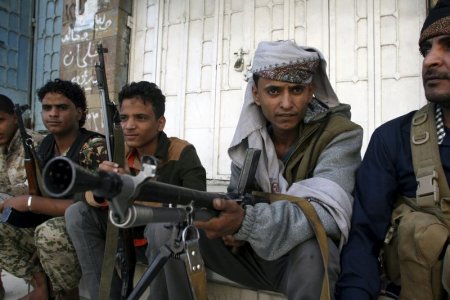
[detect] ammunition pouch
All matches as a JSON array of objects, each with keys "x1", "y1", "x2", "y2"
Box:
[{"x1": 382, "y1": 201, "x2": 449, "y2": 300}]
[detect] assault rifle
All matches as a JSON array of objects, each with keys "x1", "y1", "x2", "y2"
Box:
[
  {"x1": 95, "y1": 43, "x2": 133, "y2": 299},
  {"x1": 43, "y1": 148, "x2": 261, "y2": 299},
  {"x1": 0, "y1": 105, "x2": 49, "y2": 228}
]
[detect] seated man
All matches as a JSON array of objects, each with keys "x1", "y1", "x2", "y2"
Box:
[
  {"x1": 65, "y1": 81, "x2": 206, "y2": 300},
  {"x1": 147, "y1": 40, "x2": 363, "y2": 299},
  {"x1": 0, "y1": 79, "x2": 107, "y2": 300},
  {"x1": 336, "y1": 1, "x2": 450, "y2": 299},
  {"x1": 0, "y1": 94, "x2": 44, "y2": 299}
]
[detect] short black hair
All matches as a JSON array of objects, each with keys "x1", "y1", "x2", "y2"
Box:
[
  {"x1": 118, "y1": 81, "x2": 165, "y2": 119},
  {"x1": 37, "y1": 79, "x2": 87, "y2": 127},
  {"x1": 0, "y1": 94, "x2": 14, "y2": 115}
]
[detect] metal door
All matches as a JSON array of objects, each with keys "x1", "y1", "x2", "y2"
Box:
[{"x1": 129, "y1": 0, "x2": 427, "y2": 180}]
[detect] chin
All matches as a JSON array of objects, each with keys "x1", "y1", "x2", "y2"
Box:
[{"x1": 425, "y1": 92, "x2": 450, "y2": 105}]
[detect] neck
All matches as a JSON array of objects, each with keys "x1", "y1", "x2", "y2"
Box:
[
  {"x1": 271, "y1": 128, "x2": 299, "y2": 158},
  {"x1": 54, "y1": 128, "x2": 79, "y2": 155},
  {"x1": 136, "y1": 141, "x2": 159, "y2": 159}
]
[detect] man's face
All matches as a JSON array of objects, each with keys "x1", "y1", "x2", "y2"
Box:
[
  {"x1": 421, "y1": 35, "x2": 450, "y2": 105},
  {"x1": 0, "y1": 111, "x2": 18, "y2": 147},
  {"x1": 41, "y1": 92, "x2": 82, "y2": 136},
  {"x1": 119, "y1": 97, "x2": 165, "y2": 155},
  {"x1": 252, "y1": 77, "x2": 315, "y2": 135}
]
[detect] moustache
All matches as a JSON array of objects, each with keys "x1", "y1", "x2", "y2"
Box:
[{"x1": 423, "y1": 70, "x2": 450, "y2": 82}]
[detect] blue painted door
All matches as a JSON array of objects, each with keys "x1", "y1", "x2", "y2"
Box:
[{"x1": 0, "y1": 0, "x2": 34, "y2": 106}]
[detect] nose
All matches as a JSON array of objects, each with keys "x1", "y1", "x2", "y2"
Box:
[
  {"x1": 279, "y1": 91, "x2": 293, "y2": 109},
  {"x1": 123, "y1": 118, "x2": 136, "y2": 129},
  {"x1": 48, "y1": 106, "x2": 59, "y2": 117},
  {"x1": 423, "y1": 43, "x2": 444, "y2": 70}
]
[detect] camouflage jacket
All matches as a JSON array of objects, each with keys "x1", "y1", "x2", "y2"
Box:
[
  {"x1": 0, "y1": 129, "x2": 44, "y2": 198},
  {"x1": 77, "y1": 135, "x2": 108, "y2": 171}
]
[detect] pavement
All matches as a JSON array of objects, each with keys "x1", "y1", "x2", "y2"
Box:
[{"x1": 1, "y1": 271, "x2": 29, "y2": 300}]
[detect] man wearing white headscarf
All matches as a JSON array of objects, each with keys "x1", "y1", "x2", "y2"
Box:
[{"x1": 147, "y1": 40, "x2": 363, "y2": 299}]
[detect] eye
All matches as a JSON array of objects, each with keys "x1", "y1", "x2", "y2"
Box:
[
  {"x1": 58, "y1": 104, "x2": 70, "y2": 110},
  {"x1": 420, "y1": 44, "x2": 431, "y2": 57},
  {"x1": 291, "y1": 86, "x2": 305, "y2": 94},
  {"x1": 136, "y1": 115, "x2": 149, "y2": 121},
  {"x1": 42, "y1": 105, "x2": 51, "y2": 111},
  {"x1": 266, "y1": 87, "x2": 280, "y2": 95},
  {"x1": 119, "y1": 115, "x2": 128, "y2": 122}
]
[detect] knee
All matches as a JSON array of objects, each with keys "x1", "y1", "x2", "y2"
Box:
[
  {"x1": 35, "y1": 219, "x2": 66, "y2": 249},
  {"x1": 65, "y1": 201, "x2": 89, "y2": 233},
  {"x1": 288, "y1": 238, "x2": 339, "y2": 278}
]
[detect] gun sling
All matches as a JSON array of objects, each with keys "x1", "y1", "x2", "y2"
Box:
[
  {"x1": 253, "y1": 191, "x2": 331, "y2": 300},
  {"x1": 99, "y1": 123, "x2": 127, "y2": 300}
]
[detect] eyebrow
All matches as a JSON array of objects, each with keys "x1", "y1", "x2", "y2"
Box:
[{"x1": 42, "y1": 104, "x2": 70, "y2": 108}]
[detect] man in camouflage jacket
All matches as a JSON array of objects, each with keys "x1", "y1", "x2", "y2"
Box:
[
  {"x1": 0, "y1": 94, "x2": 44, "y2": 300},
  {"x1": 0, "y1": 80, "x2": 108, "y2": 300}
]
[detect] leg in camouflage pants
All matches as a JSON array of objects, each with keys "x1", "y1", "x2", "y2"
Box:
[
  {"x1": 0, "y1": 223, "x2": 41, "y2": 281},
  {"x1": 0, "y1": 217, "x2": 81, "y2": 292}
]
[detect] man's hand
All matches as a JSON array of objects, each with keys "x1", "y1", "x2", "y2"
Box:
[
  {"x1": 2, "y1": 195, "x2": 28, "y2": 212},
  {"x1": 99, "y1": 161, "x2": 126, "y2": 174},
  {"x1": 194, "y1": 198, "x2": 245, "y2": 240}
]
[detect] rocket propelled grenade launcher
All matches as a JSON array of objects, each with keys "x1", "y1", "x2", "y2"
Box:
[{"x1": 42, "y1": 149, "x2": 262, "y2": 228}]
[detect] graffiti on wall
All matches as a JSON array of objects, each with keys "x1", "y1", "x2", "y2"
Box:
[{"x1": 61, "y1": 0, "x2": 113, "y2": 91}]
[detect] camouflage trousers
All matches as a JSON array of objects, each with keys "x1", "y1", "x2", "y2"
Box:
[{"x1": 0, "y1": 217, "x2": 81, "y2": 291}]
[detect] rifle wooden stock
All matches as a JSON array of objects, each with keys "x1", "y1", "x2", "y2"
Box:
[
  {"x1": 14, "y1": 104, "x2": 41, "y2": 196},
  {"x1": 24, "y1": 158, "x2": 40, "y2": 196}
]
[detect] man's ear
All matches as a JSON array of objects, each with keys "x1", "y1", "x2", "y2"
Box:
[
  {"x1": 76, "y1": 107, "x2": 83, "y2": 121},
  {"x1": 252, "y1": 84, "x2": 261, "y2": 106},
  {"x1": 158, "y1": 115, "x2": 166, "y2": 131}
]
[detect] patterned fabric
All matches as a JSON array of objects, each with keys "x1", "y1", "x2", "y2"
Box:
[
  {"x1": 419, "y1": 0, "x2": 450, "y2": 45},
  {"x1": 35, "y1": 217, "x2": 81, "y2": 291},
  {"x1": 0, "y1": 129, "x2": 44, "y2": 197},
  {"x1": 255, "y1": 60, "x2": 319, "y2": 84},
  {"x1": 436, "y1": 104, "x2": 446, "y2": 145},
  {"x1": 0, "y1": 132, "x2": 107, "y2": 292},
  {"x1": 0, "y1": 224, "x2": 40, "y2": 281},
  {"x1": 78, "y1": 136, "x2": 108, "y2": 171},
  {"x1": 0, "y1": 218, "x2": 80, "y2": 291}
]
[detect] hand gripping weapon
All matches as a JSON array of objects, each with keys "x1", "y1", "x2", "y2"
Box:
[{"x1": 42, "y1": 148, "x2": 262, "y2": 300}]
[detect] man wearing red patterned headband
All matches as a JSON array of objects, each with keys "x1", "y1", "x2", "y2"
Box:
[
  {"x1": 337, "y1": 1, "x2": 450, "y2": 299},
  {"x1": 147, "y1": 40, "x2": 363, "y2": 299}
]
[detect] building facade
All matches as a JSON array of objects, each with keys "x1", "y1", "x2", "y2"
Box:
[{"x1": 0, "y1": 0, "x2": 431, "y2": 182}]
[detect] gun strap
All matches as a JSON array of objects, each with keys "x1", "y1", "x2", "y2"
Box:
[
  {"x1": 98, "y1": 217, "x2": 119, "y2": 300},
  {"x1": 99, "y1": 122, "x2": 134, "y2": 300},
  {"x1": 411, "y1": 103, "x2": 450, "y2": 207},
  {"x1": 183, "y1": 253, "x2": 208, "y2": 300},
  {"x1": 252, "y1": 191, "x2": 331, "y2": 300}
]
